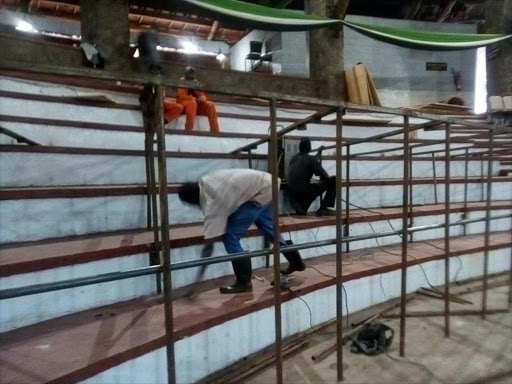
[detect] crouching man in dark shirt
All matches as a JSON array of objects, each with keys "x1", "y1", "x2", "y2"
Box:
[{"x1": 287, "y1": 137, "x2": 336, "y2": 216}]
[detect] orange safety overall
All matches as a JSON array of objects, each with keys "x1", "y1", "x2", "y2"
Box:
[
  {"x1": 176, "y1": 87, "x2": 220, "y2": 133},
  {"x1": 163, "y1": 98, "x2": 184, "y2": 124}
]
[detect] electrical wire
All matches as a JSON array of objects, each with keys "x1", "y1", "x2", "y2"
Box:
[
  {"x1": 343, "y1": 198, "x2": 464, "y2": 284},
  {"x1": 380, "y1": 347, "x2": 447, "y2": 384},
  {"x1": 287, "y1": 288, "x2": 323, "y2": 336},
  {"x1": 306, "y1": 265, "x2": 350, "y2": 327}
]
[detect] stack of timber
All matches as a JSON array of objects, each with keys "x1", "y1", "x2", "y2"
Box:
[{"x1": 344, "y1": 63, "x2": 382, "y2": 106}]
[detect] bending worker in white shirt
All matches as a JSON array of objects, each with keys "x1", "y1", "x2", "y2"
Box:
[{"x1": 178, "y1": 169, "x2": 306, "y2": 294}]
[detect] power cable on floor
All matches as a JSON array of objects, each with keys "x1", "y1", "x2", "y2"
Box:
[{"x1": 379, "y1": 347, "x2": 447, "y2": 384}]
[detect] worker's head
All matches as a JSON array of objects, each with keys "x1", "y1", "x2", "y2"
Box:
[
  {"x1": 178, "y1": 182, "x2": 200, "y2": 206},
  {"x1": 299, "y1": 137, "x2": 311, "y2": 153},
  {"x1": 184, "y1": 66, "x2": 196, "y2": 81}
]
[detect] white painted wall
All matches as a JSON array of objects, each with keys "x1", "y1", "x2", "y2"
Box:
[{"x1": 229, "y1": 16, "x2": 478, "y2": 107}]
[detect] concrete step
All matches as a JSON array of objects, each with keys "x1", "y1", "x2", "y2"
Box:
[
  {"x1": 0, "y1": 232, "x2": 510, "y2": 384},
  {"x1": 0, "y1": 76, "x2": 491, "y2": 143},
  {"x1": 1, "y1": 201, "x2": 511, "y2": 332},
  {"x1": 0, "y1": 144, "x2": 500, "y2": 188},
  {"x1": 3, "y1": 114, "x2": 504, "y2": 158},
  {"x1": 1, "y1": 178, "x2": 511, "y2": 243}
]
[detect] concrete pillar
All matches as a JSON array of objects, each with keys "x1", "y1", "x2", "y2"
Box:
[
  {"x1": 305, "y1": 0, "x2": 349, "y2": 101},
  {"x1": 80, "y1": 0, "x2": 130, "y2": 71},
  {"x1": 483, "y1": 0, "x2": 512, "y2": 96}
]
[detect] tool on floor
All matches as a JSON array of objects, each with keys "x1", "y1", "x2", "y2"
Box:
[{"x1": 271, "y1": 275, "x2": 295, "y2": 289}]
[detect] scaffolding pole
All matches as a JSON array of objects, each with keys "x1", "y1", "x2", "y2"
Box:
[
  {"x1": 153, "y1": 84, "x2": 176, "y2": 384},
  {"x1": 432, "y1": 153, "x2": 439, "y2": 205},
  {"x1": 345, "y1": 145, "x2": 351, "y2": 253},
  {"x1": 463, "y1": 149, "x2": 469, "y2": 236},
  {"x1": 444, "y1": 123, "x2": 451, "y2": 338},
  {"x1": 400, "y1": 116, "x2": 410, "y2": 357},
  {"x1": 142, "y1": 88, "x2": 162, "y2": 294},
  {"x1": 335, "y1": 106, "x2": 344, "y2": 382},
  {"x1": 269, "y1": 98, "x2": 283, "y2": 384},
  {"x1": 409, "y1": 147, "x2": 414, "y2": 242},
  {"x1": 482, "y1": 127, "x2": 495, "y2": 319}
]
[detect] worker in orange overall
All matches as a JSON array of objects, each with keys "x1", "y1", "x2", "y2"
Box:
[
  {"x1": 176, "y1": 66, "x2": 220, "y2": 133},
  {"x1": 162, "y1": 67, "x2": 220, "y2": 132}
]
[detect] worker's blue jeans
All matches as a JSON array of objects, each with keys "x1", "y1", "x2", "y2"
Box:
[{"x1": 222, "y1": 202, "x2": 285, "y2": 284}]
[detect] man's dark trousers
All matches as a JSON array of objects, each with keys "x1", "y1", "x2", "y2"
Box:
[
  {"x1": 222, "y1": 201, "x2": 302, "y2": 284},
  {"x1": 289, "y1": 176, "x2": 336, "y2": 212}
]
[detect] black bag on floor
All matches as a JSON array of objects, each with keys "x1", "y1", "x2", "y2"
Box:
[{"x1": 350, "y1": 321, "x2": 395, "y2": 356}]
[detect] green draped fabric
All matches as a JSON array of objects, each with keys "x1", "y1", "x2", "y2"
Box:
[
  {"x1": 181, "y1": 0, "x2": 340, "y2": 30},
  {"x1": 341, "y1": 21, "x2": 511, "y2": 50},
  {"x1": 181, "y1": 0, "x2": 512, "y2": 49}
]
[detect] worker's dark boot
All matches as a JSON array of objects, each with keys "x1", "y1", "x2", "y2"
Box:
[
  {"x1": 281, "y1": 240, "x2": 306, "y2": 275},
  {"x1": 219, "y1": 281, "x2": 253, "y2": 294},
  {"x1": 316, "y1": 208, "x2": 329, "y2": 217}
]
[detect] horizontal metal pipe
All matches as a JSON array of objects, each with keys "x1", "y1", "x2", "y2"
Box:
[
  {"x1": 345, "y1": 102, "x2": 512, "y2": 132},
  {"x1": 413, "y1": 145, "x2": 507, "y2": 158},
  {"x1": 2, "y1": 213, "x2": 511, "y2": 301},
  {"x1": 351, "y1": 140, "x2": 510, "y2": 160},
  {"x1": 313, "y1": 121, "x2": 440, "y2": 152},
  {"x1": 451, "y1": 147, "x2": 512, "y2": 159},
  {"x1": 352, "y1": 142, "x2": 474, "y2": 158},
  {"x1": 313, "y1": 124, "x2": 511, "y2": 155},
  {"x1": 0, "y1": 265, "x2": 163, "y2": 300},
  {"x1": 231, "y1": 106, "x2": 337, "y2": 154}
]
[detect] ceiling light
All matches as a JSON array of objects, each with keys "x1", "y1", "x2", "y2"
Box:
[
  {"x1": 216, "y1": 53, "x2": 227, "y2": 61},
  {"x1": 16, "y1": 20, "x2": 36, "y2": 33},
  {"x1": 182, "y1": 41, "x2": 199, "y2": 53},
  {"x1": 133, "y1": 48, "x2": 140, "y2": 58}
]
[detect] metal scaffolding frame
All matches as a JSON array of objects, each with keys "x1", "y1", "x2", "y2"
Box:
[{"x1": 1, "y1": 73, "x2": 512, "y2": 384}]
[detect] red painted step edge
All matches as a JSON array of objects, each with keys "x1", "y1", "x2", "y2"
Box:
[
  {"x1": 1, "y1": 201, "x2": 511, "y2": 277},
  {"x1": 1, "y1": 177, "x2": 511, "y2": 200}
]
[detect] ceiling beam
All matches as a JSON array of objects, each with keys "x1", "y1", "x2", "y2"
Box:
[
  {"x1": 207, "y1": 20, "x2": 219, "y2": 41},
  {"x1": 405, "y1": 0, "x2": 423, "y2": 20},
  {"x1": 438, "y1": 0, "x2": 457, "y2": 22},
  {"x1": 275, "y1": 0, "x2": 294, "y2": 8}
]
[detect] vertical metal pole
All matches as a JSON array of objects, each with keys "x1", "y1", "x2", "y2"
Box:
[
  {"x1": 142, "y1": 88, "x2": 161, "y2": 294},
  {"x1": 145, "y1": 131, "x2": 153, "y2": 229},
  {"x1": 269, "y1": 98, "x2": 283, "y2": 384},
  {"x1": 154, "y1": 84, "x2": 176, "y2": 384},
  {"x1": 345, "y1": 145, "x2": 351, "y2": 253},
  {"x1": 432, "y1": 153, "x2": 438, "y2": 205},
  {"x1": 444, "y1": 123, "x2": 451, "y2": 338},
  {"x1": 463, "y1": 149, "x2": 469, "y2": 236},
  {"x1": 149, "y1": 130, "x2": 162, "y2": 294},
  {"x1": 509, "y1": 215, "x2": 512, "y2": 308},
  {"x1": 248, "y1": 148, "x2": 253, "y2": 169},
  {"x1": 335, "y1": 106, "x2": 344, "y2": 382},
  {"x1": 482, "y1": 128, "x2": 494, "y2": 319},
  {"x1": 481, "y1": 158, "x2": 485, "y2": 201},
  {"x1": 399, "y1": 116, "x2": 410, "y2": 357},
  {"x1": 408, "y1": 147, "x2": 414, "y2": 242}
]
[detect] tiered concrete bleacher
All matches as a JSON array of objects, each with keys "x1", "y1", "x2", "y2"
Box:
[{"x1": 0, "y1": 72, "x2": 511, "y2": 384}]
